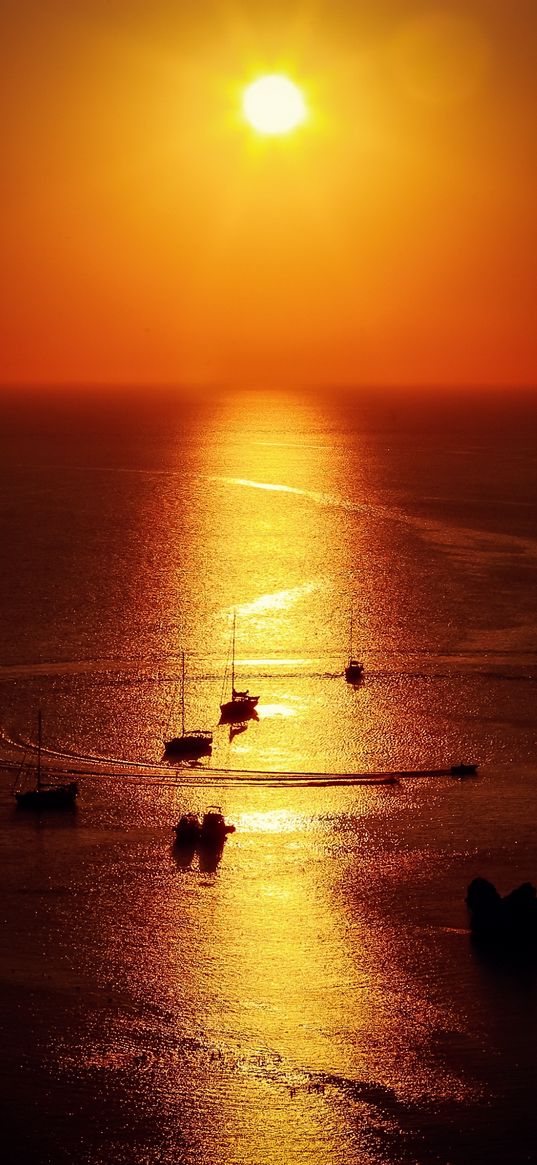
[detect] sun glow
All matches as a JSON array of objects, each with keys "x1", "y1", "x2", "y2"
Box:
[{"x1": 242, "y1": 74, "x2": 307, "y2": 135}]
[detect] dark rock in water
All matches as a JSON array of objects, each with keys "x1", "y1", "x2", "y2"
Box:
[{"x1": 466, "y1": 877, "x2": 537, "y2": 948}]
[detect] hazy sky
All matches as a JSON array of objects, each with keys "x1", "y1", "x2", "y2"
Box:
[{"x1": 1, "y1": 1, "x2": 536, "y2": 389}]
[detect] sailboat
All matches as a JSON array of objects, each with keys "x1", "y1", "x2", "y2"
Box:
[
  {"x1": 219, "y1": 612, "x2": 259, "y2": 723},
  {"x1": 14, "y1": 710, "x2": 79, "y2": 809},
  {"x1": 344, "y1": 607, "x2": 365, "y2": 683},
  {"x1": 164, "y1": 651, "x2": 213, "y2": 758}
]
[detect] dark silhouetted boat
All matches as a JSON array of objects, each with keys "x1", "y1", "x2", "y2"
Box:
[
  {"x1": 14, "y1": 711, "x2": 79, "y2": 810},
  {"x1": 450, "y1": 762, "x2": 478, "y2": 777},
  {"x1": 219, "y1": 612, "x2": 259, "y2": 723},
  {"x1": 164, "y1": 651, "x2": 213, "y2": 759},
  {"x1": 173, "y1": 811, "x2": 202, "y2": 846},
  {"x1": 172, "y1": 806, "x2": 235, "y2": 849},
  {"x1": 200, "y1": 805, "x2": 236, "y2": 844},
  {"x1": 344, "y1": 607, "x2": 364, "y2": 683}
]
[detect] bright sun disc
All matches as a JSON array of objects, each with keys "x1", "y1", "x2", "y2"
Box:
[{"x1": 243, "y1": 74, "x2": 307, "y2": 135}]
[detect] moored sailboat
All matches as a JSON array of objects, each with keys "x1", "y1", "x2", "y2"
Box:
[
  {"x1": 164, "y1": 651, "x2": 213, "y2": 758},
  {"x1": 344, "y1": 606, "x2": 364, "y2": 683},
  {"x1": 14, "y1": 711, "x2": 79, "y2": 809},
  {"x1": 219, "y1": 611, "x2": 259, "y2": 723}
]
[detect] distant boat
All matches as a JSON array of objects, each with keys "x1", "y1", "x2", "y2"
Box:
[
  {"x1": 219, "y1": 612, "x2": 259, "y2": 723},
  {"x1": 200, "y1": 806, "x2": 236, "y2": 845},
  {"x1": 450, "y1": 762, "x2": 478, "y2": 777},
  {"x1": 172, "y1": 806, "x2": 235, "y2": 848},
  {"x1": 344, "y1": 607, "x2": 364, "y2": 683},
  {"x1": 164, "y1": 651, "x2": 213, "y2": 759},
  {"x1": 14, "y1": 711, "x2": 79, "y2": 810},
  {"x1": 173, "y1": 811, "x2": 202, "y2": 846}
]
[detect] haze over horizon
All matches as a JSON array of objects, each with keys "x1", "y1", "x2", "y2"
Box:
[{"x1": 2, "y1": 1, "x2": 536, "y2": 391}]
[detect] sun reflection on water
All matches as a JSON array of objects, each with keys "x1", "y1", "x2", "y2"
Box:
[
  {"x1": 232, "y1": 583, "x2": 319, "y2": 617},
  {"x1": 237, "y1": 809, "x2": 306, "y2": 833},
  {"x1": 238, "y1": 658, "x2": 309, "y2": 668},
  {"x1": 255, "y1": 703, "x2": 295, "y2": 718}
]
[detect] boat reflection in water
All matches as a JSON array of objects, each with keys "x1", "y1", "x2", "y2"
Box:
[
  {"x1": 171, "y1": 839, "x2": 197, "y2": 870},
  {"x1": 197, "y1": 840, "x2": 225, "y2": 874},
  {"x1": 229, "y1": 722, "x2": 248, "y2": 741}
]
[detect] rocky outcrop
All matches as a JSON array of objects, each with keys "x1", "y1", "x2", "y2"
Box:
[{"x1": 466, "y1": 877, "x2": 537, "y2": 948}]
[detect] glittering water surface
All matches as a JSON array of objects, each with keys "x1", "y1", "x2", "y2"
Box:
[{"x1": 1, "y1": 388, "x2": 537, "y2": 1164}]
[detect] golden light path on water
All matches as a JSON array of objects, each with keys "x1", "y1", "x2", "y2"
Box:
[{"x1": 153, "y1": 795, "x2": 391, "y2": 1164}]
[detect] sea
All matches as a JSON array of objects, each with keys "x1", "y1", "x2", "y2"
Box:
[{"x1": 1, "y1": 385, "x2": 536, "y2": 1165}]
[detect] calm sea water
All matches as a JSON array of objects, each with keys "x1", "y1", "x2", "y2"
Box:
[{"x1": 1, "y1": 387, "x2": 537, "y2": 1164}]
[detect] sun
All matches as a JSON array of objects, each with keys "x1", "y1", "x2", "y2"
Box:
[{"x1": 242, "y1": 74, "x2": 307, "y2": 136}]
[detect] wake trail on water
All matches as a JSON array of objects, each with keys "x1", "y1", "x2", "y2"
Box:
[{"x1": 0, "y1": 728, "x2": 462, "y2": 789}]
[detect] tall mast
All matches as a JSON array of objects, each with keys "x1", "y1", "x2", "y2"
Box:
[
  {"x1": 37, "y1": 708, "x2": 42, "y2": 790},
  {"x1": 231, "y1": 611, "x2": 236, "y2": 694},
  {"x1": 349, "y1": 607, "x2": 353, "y2": 660},
  {"x1": 181, "y1": 650, "x2": 185, "y2": 736}
]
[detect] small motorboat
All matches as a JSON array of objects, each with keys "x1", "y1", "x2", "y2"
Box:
[
  {"x1": 173, "y1": 812, "x2": 201, "y2": 845},
  {"x1": 173, "y1": 807, "x2": 236, "y2": 850},
  {"x1": 450, "y1": 763, "x2": 478, "y2": 777},
  {"x1": 200, "y1": 806, "x2": 236, "y2": 845},
  {"x1": 345, "y1": 659, "x2": 365, "y2": 683}
]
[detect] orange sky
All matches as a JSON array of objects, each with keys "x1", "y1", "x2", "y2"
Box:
[{"x1": 1, "y1": 1, "x2": 536, "y2": 389}]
